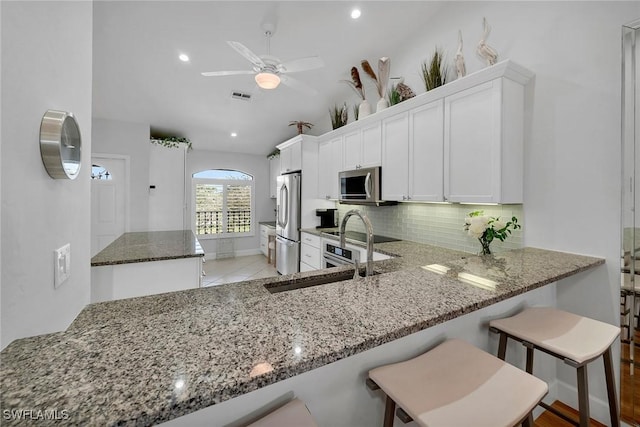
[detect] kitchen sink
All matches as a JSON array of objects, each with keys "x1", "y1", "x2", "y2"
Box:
[{"x1": 264, "y1": 269, "x2": 379, "y2": 294}]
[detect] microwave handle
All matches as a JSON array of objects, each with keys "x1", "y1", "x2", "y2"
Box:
[{"x1": 364, "y1": 172, "x2": 372, "y2": 199}]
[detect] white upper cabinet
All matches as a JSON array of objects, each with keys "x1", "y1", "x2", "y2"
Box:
[
  {"x1": 343, "y1": 123, "x2": 382, "y2": 171},
  {"x1": 444, "y1": 78, "x2": 524, "y2": 203},
  {"x1": 279, "y1": 138, "x2": 302, "y2": 174},
  {"x1": 381, "y1": 112, "x2": 409, "y2": 201},
  {"x1": 409, "y1": 100, "x2": 444, "y2": 202},
  {"x1": 318, "y1": 136, "x2": 343, "y2": 199},
  {"x1": 269, "y1": 155, "x2": 280, "y2": 199},
  {"x1": 382, "y1": 101, "x2": 444, "y2": 202}
]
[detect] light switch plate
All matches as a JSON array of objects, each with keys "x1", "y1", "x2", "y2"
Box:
[{"x1": 54, "y1": 243, "x2": 71, "y2": 288}]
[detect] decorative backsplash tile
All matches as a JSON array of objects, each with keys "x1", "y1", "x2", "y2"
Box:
[{"x1": 337, "y1": 203, "x2": 524, "y2": 255}]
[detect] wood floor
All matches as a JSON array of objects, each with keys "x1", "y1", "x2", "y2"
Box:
[
  {"x1": 534, "y1": 401, "x2": 606, "y2": 427},
  {"x1": 621, "y1": 331, "x2": 640, "y2": 425}
]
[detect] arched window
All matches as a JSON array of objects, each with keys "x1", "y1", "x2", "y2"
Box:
[
  {"x1": 192, "y1": 169, "x2": 255, "y2": 237},
  {"x1": 91, "y1": 164, "x2": 112, "y2": 180}
]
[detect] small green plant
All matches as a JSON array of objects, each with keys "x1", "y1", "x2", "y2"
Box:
[
  {"x1": 150, "y1": 136, "x2": 192, "y2": 150},
  {"x1": 329, "y1": 103, "x2": 348, "y2": 130},
  {"x1": 388, "y1": 85, "x2": 402, "y2": 106},
  {"x1": 266, "y1": 148, "x2": 280, "y2": 159},
  {"x1": 421, "y1": 48, "x2": 448, "y2": 91}
]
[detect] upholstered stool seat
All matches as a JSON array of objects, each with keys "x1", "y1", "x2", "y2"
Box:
[
  {"x1": 490, "y1": 307, "x2": 620, "y2": 427},
  {"x1": 246, "y1": 398, "x2": 318, "y2": 427},
  {"x1": 368, "y1": 339, "x2": 548, "y2": 427}
]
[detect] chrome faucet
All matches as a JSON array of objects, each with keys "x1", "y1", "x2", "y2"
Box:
[{"x1": 340, "y1": 209, "x2": 374, "y2": 277}]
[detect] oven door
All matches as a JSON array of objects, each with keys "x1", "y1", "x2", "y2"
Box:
[{"x1": 322, "y1": 252, "x2": 351, "y2": 269}]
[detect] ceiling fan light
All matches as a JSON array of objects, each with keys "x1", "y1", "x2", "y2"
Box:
[{"x1": 255, "y1": 72, "x2": 280, "y2": 89}]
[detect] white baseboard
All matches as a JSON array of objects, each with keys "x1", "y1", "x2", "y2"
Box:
[{"x1": 204, "y1": 249, "x2": 263, "y2": 261}]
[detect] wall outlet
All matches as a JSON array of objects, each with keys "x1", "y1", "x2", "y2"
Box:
[{"x1": 54, "y1": 243, "x2": 71, "y2": 289}]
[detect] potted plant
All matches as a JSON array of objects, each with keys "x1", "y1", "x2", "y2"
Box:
[{"x1": 463, "y1": 210, "x2": 521, "y2": 255}]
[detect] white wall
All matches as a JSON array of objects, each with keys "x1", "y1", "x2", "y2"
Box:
[
  {"x1": 0, "y1": 1, "x2": 93, "y2": 349},
  {"x1": 187, "y1": 149, "x2": 275, "y2": 256},
  {"x1": 92, "y1": 118, "x2": 150, "y2": 231},
  {"x1": 382, "y1": 2, "x2": 639, "y2": 422}
]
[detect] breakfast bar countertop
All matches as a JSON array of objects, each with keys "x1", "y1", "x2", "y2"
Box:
[
  {"x1": 90, "y1": 230, "x2": 204, "y2": 267},
  {"x1": 1, "y1": 241, "x2": 604, "y2": 426}
]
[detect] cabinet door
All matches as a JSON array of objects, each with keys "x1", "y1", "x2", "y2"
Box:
[
  {"x1": 381, "y1": 112, "x2": 409, "y2": 201},
  {"x1": 361, "y1": 122, "x2": 382, "y2": 168},
  {"x1": 343, "y1": 130, "x2": 361, "y2": 171},
  {"x1": 444, "y1": 81, "x2": 501, "y2": 203},
  {"x1": 328, "y1": 137, "x2": 343, "y2": 198},
  {"x1": 279, "y1": 147, "x2": 291, "y2": 174},
  {"x1": 289, "y1": 141, "x2": 302, "y2": 172},
  {"x1": 269, "y1": 156, "x2": 280, "y2": 198},
  {"x1": 317, "y1": 140, "x2": 332, "y2": 199},
  {"x1": 409, "y1": 100, "x2": 444, "y2": 201}
]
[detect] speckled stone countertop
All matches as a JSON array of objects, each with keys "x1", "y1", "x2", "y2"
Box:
[
  {"x1": 90, "y1": 230, "x2": 204, "y2": 267},
  {"x1": 1, "y1": 241, "x2": 603, "y2": 426},
  {"x1": 259, "y1": 221, "x2": 276, "y2": 228}
]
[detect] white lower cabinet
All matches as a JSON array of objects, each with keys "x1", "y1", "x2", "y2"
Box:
[
  {"x1": 300, "y1": 232, "x2": 322, "y2": 270},
  {"x1": 260, "y1": 224, "x2": 273, "y2": 257}
]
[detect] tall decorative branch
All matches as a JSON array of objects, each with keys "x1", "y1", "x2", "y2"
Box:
[{"x1": 341, "y1": 67, "x2": 365, "y2": 100}]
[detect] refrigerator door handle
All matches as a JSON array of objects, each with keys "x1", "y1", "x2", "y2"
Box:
[
  {"x1": 276, "y1": 235, "x2": 294, "y2": 247},
  {"x1": 278, "y1": 183, "x2": 289, "y2": 228}
]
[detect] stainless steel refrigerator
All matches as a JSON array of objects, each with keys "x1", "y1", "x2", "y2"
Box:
[{"x1": 276, "y1": 172, "x2": 301, "y2": 275}]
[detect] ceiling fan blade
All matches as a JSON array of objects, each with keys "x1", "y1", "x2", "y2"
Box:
[
  {"x1": 227, "y1": 41, "x2": 265, "y2": 68},
  {"x1": 201, "y1": 70, "x2": 256, "y2": 77},
  {"x1": 280, "y1": 56, "x2": 324, "y2": 73},
  {"x1": 280, "y1": 75, "x2": 318, "y2": 96}
]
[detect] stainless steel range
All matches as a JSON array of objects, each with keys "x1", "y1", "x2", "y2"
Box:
[{"x1": 322, "y1": 242, "x2": 360, "y2": 268}]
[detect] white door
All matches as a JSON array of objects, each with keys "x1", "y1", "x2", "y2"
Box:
[{"x1": 91, "y1": 156, "x2": 127, "y2": 256}]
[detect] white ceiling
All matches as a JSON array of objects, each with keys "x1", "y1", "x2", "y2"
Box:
[{"x1": 92, "y1": 1, "x2": 442, "y2": 155}]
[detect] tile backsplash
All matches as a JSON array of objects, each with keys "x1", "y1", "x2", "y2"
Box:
[{"x1": 336, "y1": 203, "x2": 524, "y2": 255}]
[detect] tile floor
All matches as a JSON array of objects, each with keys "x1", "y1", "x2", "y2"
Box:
[{"x1": 202, "y1": 254, "x2": 279, "y2": 287}]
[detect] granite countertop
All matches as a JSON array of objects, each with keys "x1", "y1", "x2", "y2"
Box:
[
  {"x1": 90, "y1": 230, "x2": 204, "y2": 267},
  {"x1": 259, "y1": 221, "x2": 276, "y2": 228},
  {"x1": 1, "y1": 241, "x2": 603, "y2": 426}
]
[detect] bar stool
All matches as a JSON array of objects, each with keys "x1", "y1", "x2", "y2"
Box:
[
  {"x1": 489, "y1": 307, "x2": 620, "y2": 427},
  {"x1": 245, "y1": 398, "x2": 318, "y2": 427},
  {"x1": 367, "y1": 339, "x2": 548, "y2": 427}
]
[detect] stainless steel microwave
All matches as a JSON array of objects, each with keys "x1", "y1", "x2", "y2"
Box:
[{"x1": 339, "y1": 167, "x2": 394, "y2": 206}]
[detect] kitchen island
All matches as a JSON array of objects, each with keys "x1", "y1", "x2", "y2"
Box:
[
  {"x1": 90, "y1": 230, "x2": 204, "y2": 303},
  {"x1": 1, "y1": 242, "x2": 603, "y2": 426}
]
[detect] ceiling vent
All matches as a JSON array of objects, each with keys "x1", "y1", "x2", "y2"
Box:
[{"x1": 231, "y1": 91, "x2": 252, "y2": 101}]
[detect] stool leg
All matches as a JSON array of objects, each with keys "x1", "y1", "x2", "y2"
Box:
[
  {"x1": 522, "y1": 412, "x2": 534, "y2": 427},
  {"x1": 497, "y1": 332, "x2": 507, "y2": 360},
  {"x1": 383, "y1": 395, "x2": 396, "y2": 427},
  {"x1": 603, "y1": 347, "x2": 620, "y2": 427},
  {"x1": 525, "y1": 346, "x2": 534, "y2": 374},
  {"x1": 576, "y1": 365, "x2": 590, "y2": 427}
]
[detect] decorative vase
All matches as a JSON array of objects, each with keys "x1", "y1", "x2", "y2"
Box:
[
  {"x1": 376, "y1": 98, "x2": 389, "y2": 113},
  {"x1": 479, "y1": 238, "x2": 492, "y2": 255},
  {"x1": 358, "y1": 100, "x2": 371, "y2": 118}
]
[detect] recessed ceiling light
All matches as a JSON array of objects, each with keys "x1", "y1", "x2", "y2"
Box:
[
  {"x1": 351, "y1": 8, "x2": 361, "y2": 19},
  {"x1": 178, "y1": 53, "x2": 189, "y2": 62},
  {"x1": 230, "y1": 132, "x2": 237, "y2": 138}
]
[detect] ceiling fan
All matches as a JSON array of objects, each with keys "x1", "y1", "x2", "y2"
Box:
[{"x1": 201, "y1": 25, "x2": 324, "y2": 94}]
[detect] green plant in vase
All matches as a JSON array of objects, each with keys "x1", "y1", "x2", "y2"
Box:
[
  {"x1": 388, "y1": 85, "x2": 402, "y2": 106},
  {"x1": 421, "y1": 47, "x2": 448, "y2": 91},
  {"x1": 329, "y1": 103, "x2": 348, "y2": 130},
  {"x1": 463, "y1": 210, "x2": 521, "y2": 255}
]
